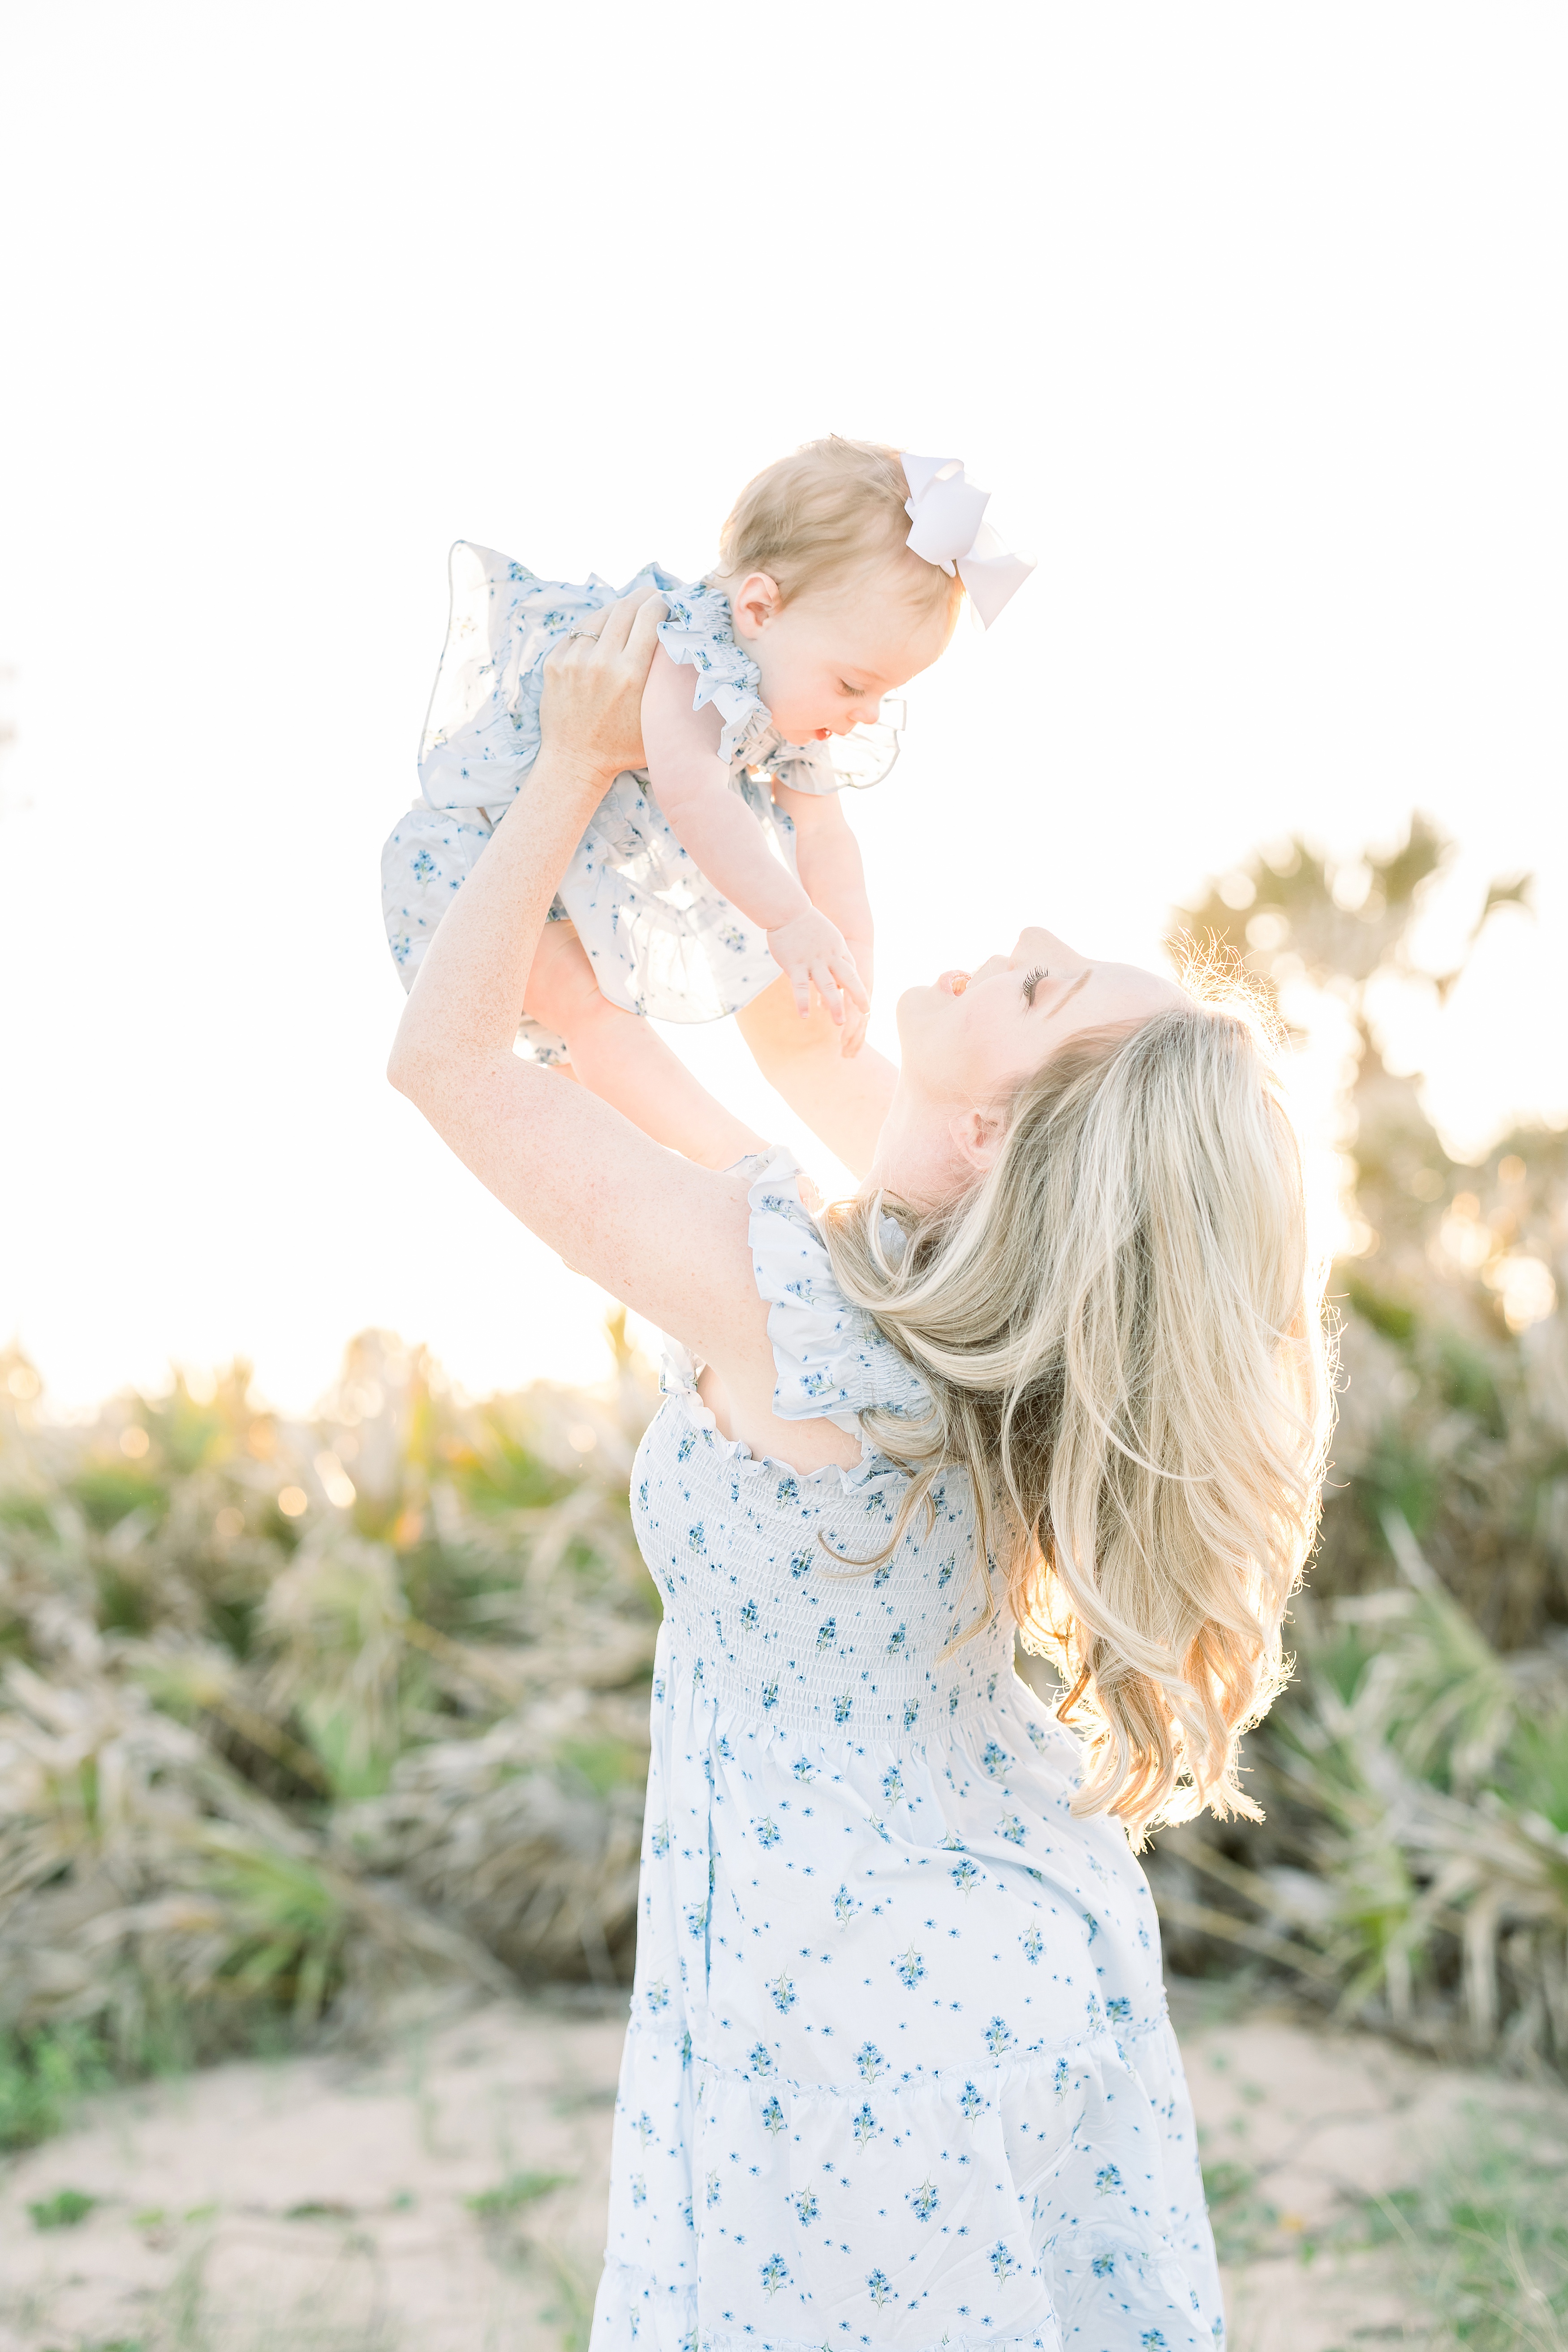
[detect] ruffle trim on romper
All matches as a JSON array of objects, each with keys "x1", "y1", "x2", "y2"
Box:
[
  {"x1": 656, "y1": 584, "x2": 777, "y2": 768},
  {"x1": 745, "y1": 1147, "x2": 933, "y2": 1430}
]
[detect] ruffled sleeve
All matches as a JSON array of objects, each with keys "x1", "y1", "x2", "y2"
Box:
[
  {"x1": 764, "y1": 741, "x2": 847, "y2": 799},
  {"x1": 746, "y1": 1148, "x2": 932, "y2": 1430},
  {"x1": 657, "y1": 586, "x2": 775, "y2": 769}
]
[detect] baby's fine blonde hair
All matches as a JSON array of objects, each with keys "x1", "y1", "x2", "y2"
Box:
[
  {"x1": 718, "y1": 436, "x2": 965, "y2": 623},
  {"x1": 822, "y1": 981, "x2": 1334, "y2": 1846}
]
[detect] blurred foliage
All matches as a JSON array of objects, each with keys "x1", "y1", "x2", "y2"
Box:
[
  {"x1": 1151, "y1": 817, "x2": 1568, "y2": 2074},
  {"x1": 2, "y1": 809, "x2": 1566, "y2": 2119},
  {"x1": 0, "y1": 1321, "x2": 659, "y2": 2117},
  {"x1": 1172, "y1": 816, "x2": 1561, "y2": 1646}
]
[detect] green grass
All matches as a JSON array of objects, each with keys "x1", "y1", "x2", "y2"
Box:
[
  {"x1": 0, "y1": 2022, "x2": 114, "y2": 2150},
  {"x1": 1366, "y1": 2115, "x2": 1568, "y2": 2352},
  {"x1": 28, "y1": 2186, "x2": 99, "y2": 2229},
  {"x1": 464, "y1": 2169, "x2": 573, "y2": 2218},
  {"x1": 1206, "y1": 2106, "x2": 1568, "y2": 2351}
]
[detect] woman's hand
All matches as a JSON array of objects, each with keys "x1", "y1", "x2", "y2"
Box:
[{"x1": 538, "y1": 589, "x2": 665, "y2": 792}]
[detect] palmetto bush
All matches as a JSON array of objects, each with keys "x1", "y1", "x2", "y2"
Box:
[
  {"x1": 0, "y1": 1322, "x2": 659, "y2": 2084},
  {"x1": 1149, "y1": 818, "x2": 1568, "y2": 2071}
]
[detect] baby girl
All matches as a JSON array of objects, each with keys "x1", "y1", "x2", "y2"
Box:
[{"x1": 381, "y1": 437, "x2": 1031, "y2": 1163}]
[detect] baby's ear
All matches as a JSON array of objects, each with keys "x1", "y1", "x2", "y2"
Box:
[{"x1": 730, "y1": 571, "x2": 784, "y2": 636}]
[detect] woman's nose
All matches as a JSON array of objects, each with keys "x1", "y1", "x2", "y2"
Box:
[{"x1": 1011, "y1": 926, "x2": 1059, "y2": 965}]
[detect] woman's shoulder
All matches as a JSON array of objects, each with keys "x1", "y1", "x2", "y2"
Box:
[{"x1": 744, "y1": 1149, "x2": 932, "y2": 1429}]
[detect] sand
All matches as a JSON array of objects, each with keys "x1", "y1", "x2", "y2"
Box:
[{"x1": 0, "y1": 1992, "x2": 1557, "y2": 2352}]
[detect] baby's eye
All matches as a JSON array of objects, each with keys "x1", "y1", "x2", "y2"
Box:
[
  {"x1": 840, "y1": 680, "x2": 864, "y2": 698},
  {"x1": 1021, "y1": 965, "x2": 1048, "y2": 1007}
]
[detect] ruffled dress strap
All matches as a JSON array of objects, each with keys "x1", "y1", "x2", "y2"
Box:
[
  {"x1": 656, "y1": 585, "x2": 775, "y2": 769},
  {"x1": 745, "y1": 1147, "x2": 932, "y2": 1430}
]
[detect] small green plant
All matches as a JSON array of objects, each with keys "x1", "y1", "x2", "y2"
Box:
[
  {"x1": 28, "y1": 2186, "x2": 99, "y2": 2229},
  {"x1": 0, "y1": 2023, "x2": 112, "y2": 2149},
  {"x1": 465, "y1": 2168, "x2": 573, "y2": 2217}
]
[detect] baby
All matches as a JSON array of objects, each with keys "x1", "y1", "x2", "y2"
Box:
[{"x1": 382, "y1": 438, "x2": 1031, "y2": 1162}]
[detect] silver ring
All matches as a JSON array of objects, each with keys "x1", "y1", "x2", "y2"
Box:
[{"x1": 565, "y1": 627, "x2": 601, "y2": 643}]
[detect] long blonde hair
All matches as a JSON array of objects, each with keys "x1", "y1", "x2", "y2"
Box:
[{"x1": 822, "y1": 990, "x2": 1333, "y2": 1846}]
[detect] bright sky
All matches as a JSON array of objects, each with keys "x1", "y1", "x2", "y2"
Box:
[{"x1": 4, "y1": 4, "x2": 1564, "y2": 1414}]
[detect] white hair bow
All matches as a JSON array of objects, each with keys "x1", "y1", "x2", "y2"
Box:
[{"x1": 900, "y1": 453, "x2": 1035, "y2": 629}]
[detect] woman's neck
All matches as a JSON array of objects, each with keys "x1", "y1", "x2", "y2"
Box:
[{"x1": 865, "y1": 1082, "x2": 974, "y2": 1211}]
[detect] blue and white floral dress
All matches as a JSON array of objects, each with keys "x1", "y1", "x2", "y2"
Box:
[
  {"x1": 591, "y1": 1148, "x2": 1224, "y2": 2352},
  {"x1": 381, "y1": 543, "x2": 849, "y2": 1061}
]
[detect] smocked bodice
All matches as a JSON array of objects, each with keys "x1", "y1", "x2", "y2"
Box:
[{"x1": 630, "y1": 1148, "x2": 1014, "y2": 1737}]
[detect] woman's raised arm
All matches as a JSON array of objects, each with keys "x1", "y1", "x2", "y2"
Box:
[{"x1": 386, "y1": 595, "x2": 766, "y2": 1372}]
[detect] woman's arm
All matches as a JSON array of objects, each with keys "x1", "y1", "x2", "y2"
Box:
[{"x1": 388, "y1": 598, "x2": 770, "y2": 1374}]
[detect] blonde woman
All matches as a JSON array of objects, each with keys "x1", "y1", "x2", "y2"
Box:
[{"x1": 389, "y1": 596, "x2": 1332, "y2": 2352}]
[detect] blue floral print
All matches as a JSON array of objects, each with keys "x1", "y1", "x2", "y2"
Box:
[
  {"x1": 381, "y1": 545, "x2": 850, "y2": 1064},
  {"x1": 589, "y1": 1149, "x2": 1225, "y2": 2351}
]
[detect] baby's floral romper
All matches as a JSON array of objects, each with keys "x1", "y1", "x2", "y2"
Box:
[{"x1": 380, "y1": 543, "x2": 850, "y2": 1061}]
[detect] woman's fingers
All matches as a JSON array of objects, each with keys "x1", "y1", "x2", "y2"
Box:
[
  {"x1": 624, "y1": 587, "x2": 667, "y2": 665},
  {"x1": 539, "y1": 592, "x2": 663, "y2": 776},
  {"x1": 596, "y1": 584, "x2": 664, "y2": 654}
]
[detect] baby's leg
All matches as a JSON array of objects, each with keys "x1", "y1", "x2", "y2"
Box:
[{"x1": 526, "y1": 921, "x2": 763, "y2": 1171}]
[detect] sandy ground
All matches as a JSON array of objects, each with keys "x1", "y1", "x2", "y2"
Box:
[{"x1": 0, "y1": 1989, "x2": 1557, "y2": 2352}]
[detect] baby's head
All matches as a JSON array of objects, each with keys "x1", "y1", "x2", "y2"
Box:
[{"x1": 713, "y1": 438, "x2": 965, "y2": 746}]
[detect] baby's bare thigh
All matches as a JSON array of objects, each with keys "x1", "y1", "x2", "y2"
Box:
[{"x1": 524, "y1": 918, "x2": 608, "y2": 1025}]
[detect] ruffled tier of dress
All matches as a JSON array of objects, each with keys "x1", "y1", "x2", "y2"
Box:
[{"x1": 594, "y1": 2009, "x2": 1216, "y2": 2352}]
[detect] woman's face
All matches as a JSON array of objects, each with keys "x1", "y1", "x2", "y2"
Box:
[{"x1": 896, "y1": 927, "x2": 1184, "y2": 1103}]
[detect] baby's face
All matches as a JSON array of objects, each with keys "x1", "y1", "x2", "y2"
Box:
[{"x1": 733, "y1": 570, "x2": 953, "y2": 747}]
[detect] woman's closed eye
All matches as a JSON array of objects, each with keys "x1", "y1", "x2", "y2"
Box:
[{"x1": 1021, "y1": 964, "x2": 1048, "y2": 1008}]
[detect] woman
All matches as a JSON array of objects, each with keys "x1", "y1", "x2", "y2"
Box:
[{"x1": 389, "y1": 595, "x2": 1332, "y2": 2352}]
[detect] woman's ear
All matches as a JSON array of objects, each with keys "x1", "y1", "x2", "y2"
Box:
[
  {"x1": 950, "y1": 1105, "x2": 1007, "y2": 1175},
  {"x1": 730, "y1": 571, "x2": 784, "y2": 639}
]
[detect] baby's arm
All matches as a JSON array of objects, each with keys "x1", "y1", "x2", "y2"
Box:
[
  {"x1": 642, "y1": 649, "x2": 867, "y2": 1024},
  {"x1": 773, "y1": 784, "x2": 874, "y2": 1055}
]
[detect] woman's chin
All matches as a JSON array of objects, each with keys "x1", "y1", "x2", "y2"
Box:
[{"x1": 893, "y1": 982, "x2": 944, "y2": 1052}]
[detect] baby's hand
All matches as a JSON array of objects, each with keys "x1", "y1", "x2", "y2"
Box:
[{"x1": 766, "y1": 909, "x2": 870, "y2": 1026}]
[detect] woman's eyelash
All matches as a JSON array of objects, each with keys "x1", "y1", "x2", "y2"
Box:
[{"x1": 1021, "y1": 965, "x2": 1048, "y2": 1007}]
